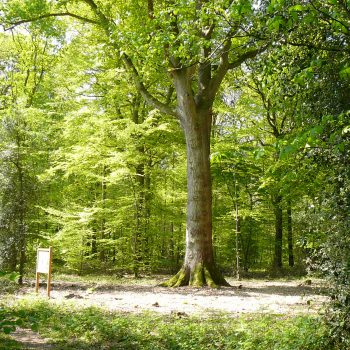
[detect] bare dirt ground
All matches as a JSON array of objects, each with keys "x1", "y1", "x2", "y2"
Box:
[{"x1": 16, "y1": 277, "x2": 329, "y2": 317}]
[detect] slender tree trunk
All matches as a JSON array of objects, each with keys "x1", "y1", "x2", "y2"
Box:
[
  {"x1": 170, "y1": 221, "x2": 174, "y2": 262},
  {"x1": 8, "y1": 245, "x2": 18, "y2": 271},
  {"x1": 91, "y1": 229, "x2": 97, "y2": 255},
  {"x1": 18, "y1": 242, "x2": 25, "y2": 285},
  {"x1": 243, "y1": 234, "x2": 252, "y2": 272},
  {"x1": 18, "y1": 166, "x2": 25, "y2": 285},
  {"x1": 243, "y1": 192, "x2": 254, "y2": 272},
  {"x1": 234, "y1": 175, "x2": 240, "y2": 280},
  {"x1": 133, "y1": 170, "x2": 143, "y2": 278},
  {"x1": 112, "y1": 230, "x2": 116, "y2": 263},
  {"x1": 131, "y1": 94, "x2": 145, "y2": 278},
  {"x1": 143, "y1": 164, "x2": 151, "y2": 270},
  {"x1": 99, "y1": 169, "x2": 107, "y2": 262},
  {"x1": 287, "y1": 201, "x2": 294, "y2": 267},
  {"x1": 273, "y1": 195, "x2": 283, "y2": 270},
  {"x1": 162, "y1": 72, "x2": 229, "y2": 287}
]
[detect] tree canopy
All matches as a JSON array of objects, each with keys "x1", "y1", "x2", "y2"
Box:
[{"x1": 0, "y1": 2, "x2": 349, "y2": 343}]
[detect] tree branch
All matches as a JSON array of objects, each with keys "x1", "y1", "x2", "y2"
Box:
[
  {"x1": 81, "y1": 0, "x2": 110, "y2": 27},
  {"x1": 228, "y1": 45, "x2": 268, "y2": 69},
  {"x1": 197, "y1": 2, "x2": 215, "y2": 101},
  {"x1": 148, "y1": 0, "x2": 155, "y2": 19},
  {"x1": 122, "y1": 54, "x2": 177, "y2": 117},
  {"x1": 81, "y1": 0, "x2": 175, "y2": 117},
  {"x1": 284, "y1": 38, "x2": 347, "y2": 52},
  {"x1": 4, "y1": 12, "x2": 99, "y2": 31},
  {"x1": 207, "y1": 38, "x2": 231, "y2": 103},
  {"x1": 207, "y1": 43, "x2": 268, "y2": 104},
  {"x1": 309, "y1": 0, "x2": 350, "y2": 33},
  {"x1": 4, "y1": 0, "x2": 176, "y2": 118},
  {"x1": 339, "y1": 0, "x2": 350, "y2": 18}
]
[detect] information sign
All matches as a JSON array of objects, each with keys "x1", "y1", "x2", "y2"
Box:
[
  {"x1": 35, "y1": 247, "x2": 53, "y2": 298},
  {"x1": 36, "y1": 249, "x2": 50, "y2": 273}
]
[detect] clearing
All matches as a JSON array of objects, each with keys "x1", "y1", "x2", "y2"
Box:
[
  {"x1": 14, "y1": 276, "x2": 329, "y2": 316},
  {"x1": 0, "y1": 276, "x2": 328, "y2": 349}
]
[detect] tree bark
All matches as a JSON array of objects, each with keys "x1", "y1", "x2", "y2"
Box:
[
  {"x1": 9, "y1": 246, "x2": 18, "y2": 272},
  {"x1": 234, "y1": 175, "x2": 240, "y2": 280},
  {"x1": 18, "y1": 165, "x2": 26, "y2": 285},
  {"x1": 99, "y1": 167, "x2": 107, "y2": 262},
  {"x1": 287, "y1": 201, "x2": 294, "y2": 267},
  {"x1": 162, "y1": 71, "x2": 229, "y2": 287},
  {"x1": 131, "y1": 94, "x2": 149, "y2": 277},
  {"x1": 273, "y1": 195, "x2": 283, "y2": 270}
]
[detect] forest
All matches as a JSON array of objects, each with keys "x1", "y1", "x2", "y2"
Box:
[{"x1": 0, "y1": 0, "x2": 349, "y2": 349}]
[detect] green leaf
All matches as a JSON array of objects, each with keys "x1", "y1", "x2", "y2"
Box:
[
  {"x1": 288, "y1": 5, "x2": 306, "y2": 12},
  {"x1": 340, "y1": 66, "x2": 350, "y2": 78},
  {"x1": 268, "y1": 16, "x2": 285, "y2": 31},
  {"x1": 337, "y1": 143, "x2": 345, "y2": 153},
  {"x1": 3, "y1": 326, "x2": 15, "y2": 334},
  {"x1": 280, "y1": 144, "x2": 295, "y2": 159},
  {"x1": 238, "y1": 1, "x2": 252, "y2": 15},
  {"x1": 254, "y1": 148, "x2": 265, "y2": 159},
  {"x1": 342, "y1": 126, "x2": 350, "y2": 135},
  {"x1": 8, "y1": 272, "x2": 20, "y2": 282}
]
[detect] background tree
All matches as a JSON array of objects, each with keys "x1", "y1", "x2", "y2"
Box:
[{"x1": 0, "y1": 30, "x2": 60, "y2": 283}]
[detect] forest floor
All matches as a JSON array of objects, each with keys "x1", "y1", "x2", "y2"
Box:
[
  {"x1": 15, "y1": 275, "x2": 329, "y2": 316},
  {"x1": 2, "y1": 276, "x2": 331, "y2": 349}
]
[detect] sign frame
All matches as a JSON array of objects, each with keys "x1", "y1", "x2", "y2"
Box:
[{"x1": 35, "y1": 247, "x2": 53, "y2": 298}]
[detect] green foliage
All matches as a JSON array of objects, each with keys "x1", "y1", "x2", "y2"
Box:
[
  {"x1": 0, "y1": 308, "x2": 17, "y2": 335},
  {"x1": 0, "y1": 273, "x2": 20, "y2": 335},
  {"x1": 0, "y1": 303, "x2": 38, "y2": 337},
  {"x1": 0, "y1": 4, "x2": 349, "y2": 345},
  {"x1": 1, "y1": 299, "x2": 330, "y2": 350},
  {"x1": 0, "y1": 272, "x2": 19, "y2": 294}
]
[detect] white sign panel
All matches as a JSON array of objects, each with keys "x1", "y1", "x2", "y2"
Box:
[{"x1": 36, "y1": 249, "x2": 50, "y2": 273}]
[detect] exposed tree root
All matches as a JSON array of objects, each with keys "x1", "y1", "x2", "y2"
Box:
[{"x1": 160, "y1": 263, "x2": 230, "y2": 288}]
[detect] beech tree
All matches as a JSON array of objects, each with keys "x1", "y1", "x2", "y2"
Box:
[
  {"x1": 0, "y1": 30, "x2": 57, "y2": 282},
  {"x1": 3, "y1": 0, "x2": 270, "y2": 286}
]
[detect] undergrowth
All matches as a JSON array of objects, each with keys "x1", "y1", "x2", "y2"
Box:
[
  {"x1": 0, "y1": 298, "x2": 333, "y2": 350},
  {"x1": 0, "y1": 272, "x2": 19, "y2": 294}
]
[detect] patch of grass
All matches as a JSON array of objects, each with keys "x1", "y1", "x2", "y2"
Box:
[
  {"x1": 0, "y1": 333, "x2": 21, "y2": 350},
  {"x1": 1, "y1": 298, "x2": 333, "y2": 350}
]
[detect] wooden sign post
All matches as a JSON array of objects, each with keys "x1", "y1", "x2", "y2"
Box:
[{"x1": 35, "y1": 247, "x2": 53, "y2": 298}]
